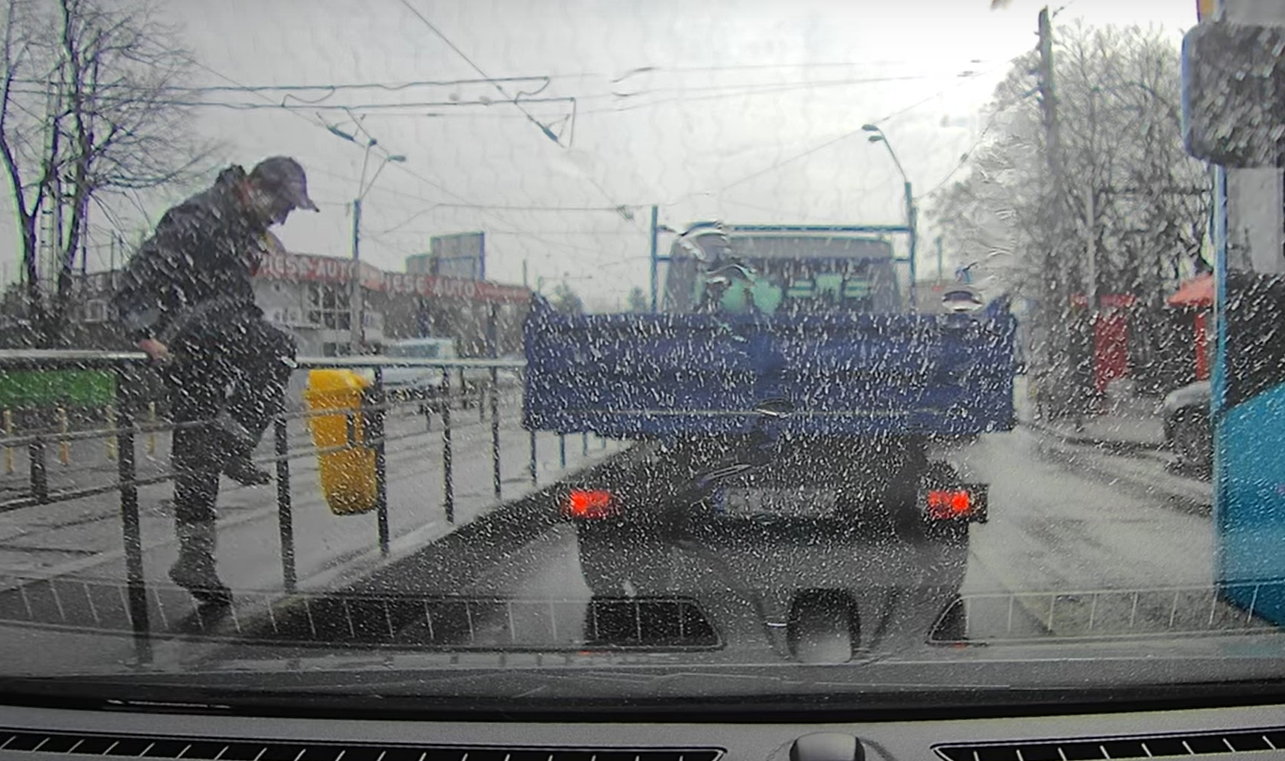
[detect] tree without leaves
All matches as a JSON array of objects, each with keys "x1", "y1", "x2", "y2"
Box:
[
  {"x1": 549, "y1": 281, "x2": 585, "y2": 315},
  {"x1": 0, "y1": 0, "x2": 212, "y2": 346},
  {"x1": 930, "y1": 23, "x2": 1208, "y2": 394}
]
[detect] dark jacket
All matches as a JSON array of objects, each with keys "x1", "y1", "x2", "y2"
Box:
[{"x1": 112, "y1": 166, "x2": 269, "y2": 344}]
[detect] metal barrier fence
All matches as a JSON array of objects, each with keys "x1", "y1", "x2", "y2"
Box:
[{"x1": 0, "y1": 349, "x2": 593, "y2": 664}]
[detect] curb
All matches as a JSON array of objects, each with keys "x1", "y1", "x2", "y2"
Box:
[{"x1": 1018, "y1": 418, "x2": 1168, "y2": 454}]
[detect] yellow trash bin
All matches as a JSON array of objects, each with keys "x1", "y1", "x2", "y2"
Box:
[{"x1": 304, "y1": 369, "x2": 377, "y2": 515}]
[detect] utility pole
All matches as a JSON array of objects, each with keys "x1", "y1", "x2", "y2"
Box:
[
  {"x1": 349, "y1": 197, "x2": 363, "y2": 352},
  {"x1": 326, "y1": 126, "x2": 405, "y2": 354},
  {"x1": 1085, "y1": 177, "x2": 1096, "y2": 310},
  {"x1": 935, "y1": 235, "x2": 944, "y2": 284},
  {"x1": 522, "y1": 259, "x2": 529, "y2": 289},
  {"x1": 649, "y1": 205, "x2": 659, "y2": 313},
  {"x1": 1037, "y1": 6, "x2": 1067, "y2": 248},
  {"x1": 1036, "y1": 7, "x2": 1064, "y2": 192},
  {"x1": 862, "y1": 125, "x2": 918, "y2": 311},
  {"x1": 1036, "y1": 5, "x2": 1081, "y2": 420}
]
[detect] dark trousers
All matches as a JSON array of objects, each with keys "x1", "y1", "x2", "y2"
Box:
[{"x1": 165, "y1": 317, "x2": 297, "y2": 527}]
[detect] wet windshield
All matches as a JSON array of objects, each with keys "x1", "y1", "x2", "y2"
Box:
[{"x1": 0, "y1": 0, "x2": 1279, "y2": 709}]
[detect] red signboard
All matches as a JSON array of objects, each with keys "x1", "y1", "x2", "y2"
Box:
[
  {"x1": 256, "y1": 252, "x2": 385, "y2": 291},
  {"x1": 255, "y1": 251, "x2": 528, "y2": 305},
  {"x1": 1094, "y1": 310, "x2": 1130, "y2": 395}
]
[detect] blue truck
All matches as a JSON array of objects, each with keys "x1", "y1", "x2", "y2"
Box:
[{"x1": 521, "y1": 223, "x2": 1016, "y2": 657}]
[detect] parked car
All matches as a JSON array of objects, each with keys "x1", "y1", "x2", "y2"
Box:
[
  {"x1": 381, "y1": 337, "x2": 455, "y2": 403},
  {"x1": 1162, "y1": 380, "x2": 1212, "y2": 477}
]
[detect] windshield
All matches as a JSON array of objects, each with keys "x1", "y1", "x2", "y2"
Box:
[{"x1": 2, "y1": 0, "x2": 1281, "y2": 712}]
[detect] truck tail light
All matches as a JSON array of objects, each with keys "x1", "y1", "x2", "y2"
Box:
[
  {"x1": 561, "y1": 489, "x2": 618, "y2": 520},
  {"x1": 925, "y1": 486, "x2": 987, "y2": 522}
]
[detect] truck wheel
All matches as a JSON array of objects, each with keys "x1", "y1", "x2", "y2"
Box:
[
  {"x1": 884, "y1": 438, "x2": 928, "y2": 534},
  {"x1": 787, "y1": 590, "x2": 858, "y2": 664}
]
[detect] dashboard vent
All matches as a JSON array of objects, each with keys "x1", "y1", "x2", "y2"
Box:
[
  {"x1": 0, "y1": 732, "x2": 722, "y2": 761},
  {"x1": 936, "y1": 728, "x2": 1285, "y2": 760}
]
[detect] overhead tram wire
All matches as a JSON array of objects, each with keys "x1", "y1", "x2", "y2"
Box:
[
  {"x1": 189, "y1": 61, "x2": 634, "y2": 224},
  {"x1": 184, "y1": 59, "x2": 646, "y2": 276},
  {"x1": 664, "y1": 49, "x2": 1033, "y2": 208},
  {"x1": 915, "y1": 109, "x2": 1006, "y2": 203},
  {"x1": 397, "y1": 0, "x2": 642, "y2": 225},
  {"x1": 397, "y1": 0, "x2": 565, "y2": 145},
  {"x1": 185, "y1": 61, "x2": 634, "y2": 286},
  {"x1": 7, "y1": 76, "x2": 934, "y2": 114}
]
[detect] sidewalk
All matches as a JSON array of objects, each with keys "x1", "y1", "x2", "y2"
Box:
[
  {"x1": 1015, "y1": 376, "x2": 1168, "y2": 451},
  {"x1": 0, "y1": 392, "x2": 626, "y2": 600}
]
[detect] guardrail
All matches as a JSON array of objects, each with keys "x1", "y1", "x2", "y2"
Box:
[{"x1": 0, "y1": 349, "x2": 598, "y2": 664}]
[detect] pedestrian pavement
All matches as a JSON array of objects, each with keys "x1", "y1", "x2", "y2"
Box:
[
  {"x1": 0, "y1": 392, "x2": 626, "y2": 601},
  {"x1": 1014, "y1": 375, "x2": 1168, "y2": 451}
]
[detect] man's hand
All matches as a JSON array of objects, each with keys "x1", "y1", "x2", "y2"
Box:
[{"x1": 138, "y1": 338, "x2": 169, "y2": 362}]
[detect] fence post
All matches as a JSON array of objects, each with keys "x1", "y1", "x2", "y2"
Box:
[
  {"x1": 57, "y1": 407, "x2": 70, "y2": 467},
  {"x1": 559, "y1": 432, "x2": 566, "y2": 469},
  {"x1": 105, "y1": 406, "x2": 117, "y2": 460},
  {"x1": 491, "y1": 374, "x2": 501, "y2": 501},
  {"x1": 372, "y1": 367, "x2": 390, "y2": 555},
  {"x1": 147, "y1": 402, "x2": 157, "y2": 458},
  {"x1": 274, "y1": 413, "x2": 296, "y2": 594},
  {"x1": 529, "y1": 429, "x2": 538, "y2": 484},
  {"x1": 115, "y1": 367, "x2": 151, "y2": 664},
  {"x1": 4, "y1": 409, "x2": 13, "y2": 475},
  {"x1": 29, "y1": 409, "x2": 48, "y2": 504},
  {"x1": 441, "y1": 370, "x2": 454, "y2": 524},
  {"x1": 487, "y1": 305, "x2": 501, "y2": 501}
]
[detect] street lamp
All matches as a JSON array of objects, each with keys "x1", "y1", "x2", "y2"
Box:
[
  {"x1": 862, "y1": 123, "x2": 918, "y2": 311},
  {"x1": 328, "y1": 126, "x2": 407, "y2": 352}
]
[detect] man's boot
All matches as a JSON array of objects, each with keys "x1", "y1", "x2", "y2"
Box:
[
  {"x1": 224, "y1": 453, "x2": 271, "y2": 486},
  {"x1": 169, "y1": 520, "x2": 232, "y2": 607}
]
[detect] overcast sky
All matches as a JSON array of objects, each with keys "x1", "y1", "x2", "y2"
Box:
[{"x1": 7, "y1": 0, "x2": 1198, "y2": 311}]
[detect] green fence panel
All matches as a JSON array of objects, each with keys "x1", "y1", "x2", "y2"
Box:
[{"x1": 0, "y1": 370, "x2": 117, "y2": 409}]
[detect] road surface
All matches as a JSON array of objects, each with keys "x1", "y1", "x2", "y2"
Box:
[
  {"x1": 1, "y1": 419, "x2": 1259, "y2": 674},
  {"x1": 372, "y1": 423, "x2": 1234, "y2": 651}
]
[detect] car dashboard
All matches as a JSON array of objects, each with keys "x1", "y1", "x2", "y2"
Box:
[{"x1": 5, "y1": 699, "x2": 1285, "y2": 761}]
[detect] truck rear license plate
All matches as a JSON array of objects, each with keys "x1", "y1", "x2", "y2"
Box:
[{"x1": 715, "y1": 488, "x2": 841, "y2": 518}]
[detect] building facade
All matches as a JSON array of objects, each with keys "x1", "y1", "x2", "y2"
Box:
[{"x1": 47, "y1": 249, "x2": 529, "y2": 358}]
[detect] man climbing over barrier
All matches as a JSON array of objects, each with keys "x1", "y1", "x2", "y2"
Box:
[{"x1": 111, "y1": 156, "x2": 319, "y2": 606}]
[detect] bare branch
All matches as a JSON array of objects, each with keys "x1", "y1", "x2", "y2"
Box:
[{"x1": 0, "y1": 0, "x2": 215, "y2": 344}]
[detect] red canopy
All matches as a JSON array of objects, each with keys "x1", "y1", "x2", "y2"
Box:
[{"x1": 1168, "y1": 273, "x2": 1214, "y2": 308}]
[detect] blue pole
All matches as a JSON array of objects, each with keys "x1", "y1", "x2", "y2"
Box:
[{"x1": 1211, "y1": 163, "x2": 1228, "y2": 585}]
